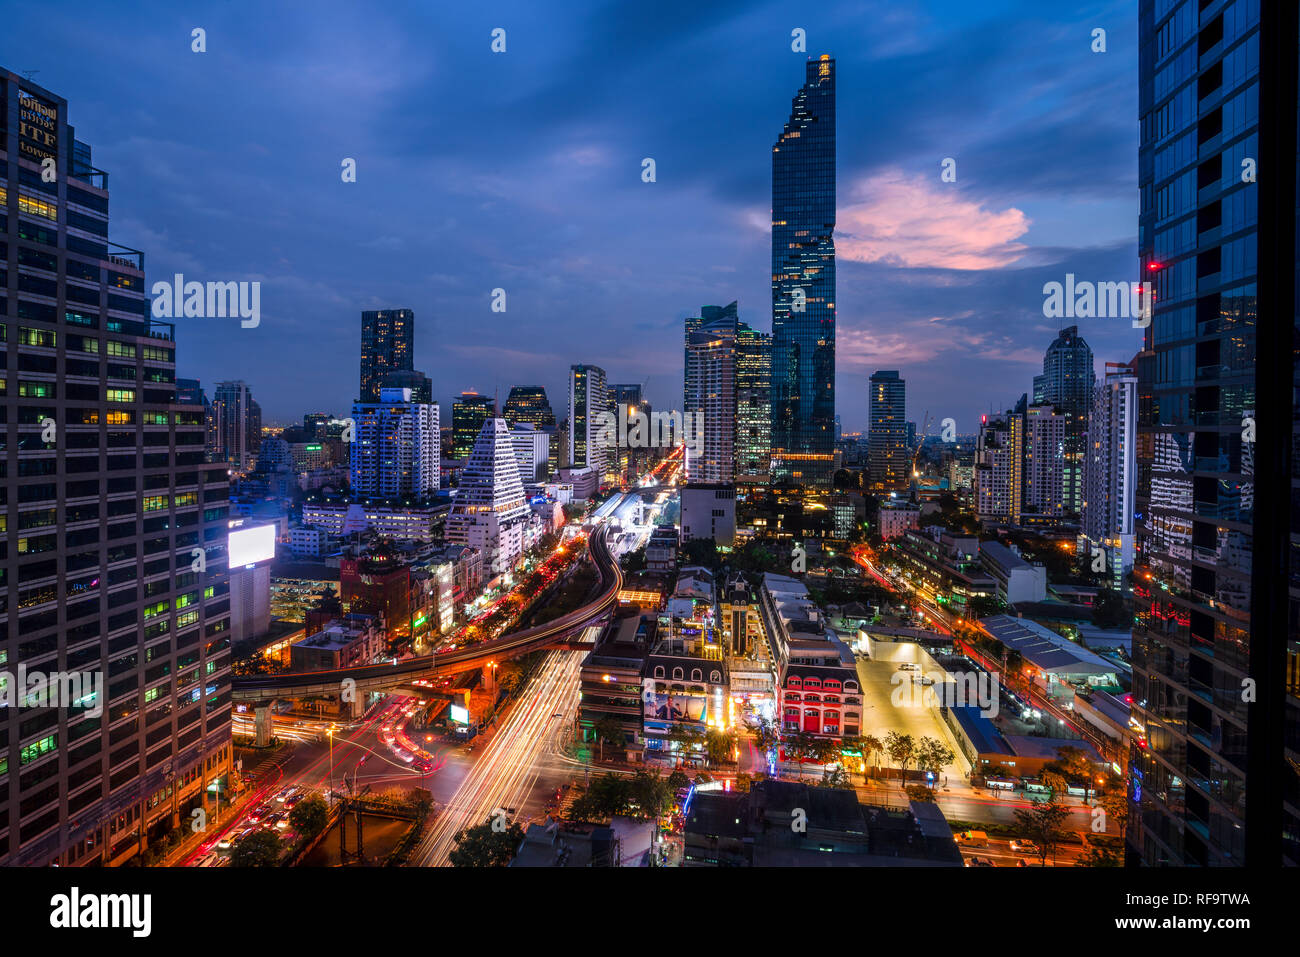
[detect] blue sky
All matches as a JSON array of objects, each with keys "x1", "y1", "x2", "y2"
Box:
[{"x1": 4, "y1": 0, "x2": 1141, "y2": 433}]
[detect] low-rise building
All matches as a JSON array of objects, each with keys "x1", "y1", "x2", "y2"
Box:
[
  {"x1": 290, "y1": 613, "x2": 386, "y2": 671},
  {"x1": 680, "y1": 483, "x2": 736, "y2": 547},
  {"x1": 878, "y1": 500, "x2": 921, "y2": 540},
  {"x1": 579, "y1": 613, "x2": 650, "y2": 761},
  {"x1": 978, "y1": 540, "x2": 1048, "y2": 605}
]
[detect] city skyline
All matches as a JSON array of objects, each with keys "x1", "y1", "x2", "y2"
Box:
[{"x1": 2, "y1": 0, "x2": 1140, "y2": 430}]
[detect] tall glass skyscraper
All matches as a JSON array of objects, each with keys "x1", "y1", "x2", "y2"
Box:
[
  {"x1": 1130, "y1": 0, "x2": 1297, "y2": 867},
  {"x1": 1032, "y1": 326, "x2": 1093, "y2": 514},
  {"x1": 770, "y1": 56, "x2": 836, "y2": 487},
  {"x1": 359, "y1": 308, "x2": 413, "y2": 403},
  {"x1": 868, "y1": 370, "x2": 907, "y2": 492}
]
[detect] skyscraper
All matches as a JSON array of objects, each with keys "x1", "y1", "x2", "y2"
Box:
[
  {"x1": 1, "y1": 72, "x2": 232, "y2": 865},
  {"x1": 1082, "y1": 363, "x2": 1137, "y2": 590},
  {"x1": 974, "y1": 412, "x2": 1023, "y2": 526},
  {"x1": 359, "y1": 308, "x2": 413, "y2": 403},
  {"x1": 684, "y1": 302, "x2": 737, "y2": 420},
  {"x1": 686, "y1": 319, "x2": 739, "y2": 483},
  {"x1": 445, "y1": 419, "x2": 530, "y2": 574},
  {"x1": 212, "y1": 379, "x2": 261, "y2": 471},
  {"x1": 735, "y1": 323, "x2": 772, "y2": 485},
  {"x1": 502, "y1": 385, "x2": 556, "y2": 430},
  {"x1": 567, "y1": 364, "x2": 607, "y2": 477},
  {"x1": 1022, "y1": 405, "x2": 1066, "y2": 516},
  {"x1": 867, "y1": 371, "x2": 907, "y2": 492},
  {"x1": 377, "y1": 368, "x2": 432, "y2": 404},
  {"x1": 349, "y1": 387, "x2": 440, "y2": 499},
  {"x1": 1032, "y1": 326, "x2": 1094, "y2": 513},
  {"x1": 451, "y1": 391, "x2": 494, "y2": 460},
  {"x1": 176, "y1": 378, "x2": 217, "y2": 461},
  {"x1": 770, "y1": 55, "x2": 836, "y2": 486},
  {"x1": 1130, "y1": 0, "x2": 1297, "y2": 867}
]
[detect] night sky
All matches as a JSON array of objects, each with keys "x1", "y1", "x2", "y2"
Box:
[{"x1": 4, "y1": 0, "x2": 1140, "y2": 434}]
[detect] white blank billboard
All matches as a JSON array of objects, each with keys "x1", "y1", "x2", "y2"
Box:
[{"x1": 228, "y1": 524, "x2": 276, "y2": 567}]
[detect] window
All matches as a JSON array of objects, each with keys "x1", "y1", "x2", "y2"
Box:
[
  {"x1": 18, "y1": 327, "x2": 56, "y2": 348},
  {"x1": 106, "y1": 388, "x2": 135, "y2": 403},
  {"x1": 18, "y1": 191, "x2": 58, "y2": 222},
  {"x1": 21, "y1": 733, "x2": 59, "y2": 764}
]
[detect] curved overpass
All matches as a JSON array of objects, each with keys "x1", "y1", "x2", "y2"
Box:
[{"x1": 231, "y1": 525, "x2": 623, "y2": 702}]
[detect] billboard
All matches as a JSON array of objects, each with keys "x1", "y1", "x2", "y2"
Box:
[
  {"x1": 643, "y1": 693, "x2": 707, "y2": 724},
  {"x1": 449, "y1": 704, "x2": 470, "y2": 725},
  {"x1": 18, "y1": 89, "x2": 59, "y2": 164},
  {"x1": 228, "y1": 524, "x2": 276, "y2": 567}
]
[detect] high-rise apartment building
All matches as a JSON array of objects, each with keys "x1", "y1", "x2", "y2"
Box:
[
  {"x1": 1, "y1": 72, "x2": 233, "y2": 865},
  {"x1": 445, "y1": 419, "x2": 530, "y2": 575},
  {"x1": 1032, "y1": 326, "x2": 1094, "y2": 513},
  {"x1": 1081, "y1": 363, "x2": 1137, "y2": 590},
  {"x1": 770, "y1": 56, "x2": 836, "y2": 487},
  {"x1": 349, "y1": 387, "x2": 440, "y2": 499},
  {"x1": 867, "y1": 371, "x2": 907, "y2": 492},
  {"x1": 1130, "y1": 0, "x2": 1297, "y2": 867},
  {"x1": 211, "y1": 379, "x2": 261, "y2": 472},
  {"x1": 685, "y1": 319, "x2": 738, "y2": 483},
  {"x1": 973, "y1": 412, "x2": 1023, "y2": 526},
  {"x1": 451, "y1": 391, "x2": 493, "y2": 461},
  {"x1": 735, "y1": 322, "x2": 771, "y2": 485},
  {"x1": 567, "y1": 364, "x2": 607, "y2": 477},
  {"x1": 684, "y1": 302, "x2": 736, "y2": 420},
  {"x1": 502, "y1": 385, "x2": 556, "y2": 430},
  {"x1": 509, "y1": 423, "x2": 551, "y2": 485},
  {"x1": 359, "y1": 308, "x2": 413, "y2": 403},
  {"x1": 1022, "y1": 404, "x2": 1066, "y2": 516},
  {"x1": 377, "y1": 368, "x2": 432, "y2": 404}
]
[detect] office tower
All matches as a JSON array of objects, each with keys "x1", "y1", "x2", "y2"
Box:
[
  {"x1": 302, "y1": 412, "x2": 330, "y2": 438},
  {"x1": 0, "y1": 72, "x2": 232, "y2": 865},
  {"x1": 451, "y1": 391, "x2": 494, "y2": 460},
  {"x1": 735, "y1": 323, "x2": 772, "y2": 485},
  {"x1": 973, "y1": 412, "x2": 1023, "y2": 526},
  {"x1": 509, "y1": 423, "x2": 551, "y2": 484},
  {"x1": 378, "y1": 369, "x2": 432, "y2": 404},
  {"x1": 502, "y1": 385, "x2": 556, "y2": 430},
  {"x1": 867, "y1": 371, "x2": 907, "y2": 492},
  {"x1": 770, "y1": 55, "x2": 836, "y2": 486},
  {"x1": 1082, "y1": 363, "x2": 1137, "y2": 590},
  {"x1": 211, "y1": 380, "x2": 261, "y2": 471},
  {"x1": 685, "y1": 319, "x2": 738, "y2": 483},
  {"x1": 1022, "y1": 405, "x2": 1066, "y2": 516},
  {"x1": 177, "y1": 378, "x2": 217, "y2": 461},
  {"x1": 609, "y1": 383, "x2": 648, "y2": 484},
  {"x1": 568, "y1": 364, "x2": 607, "y2": 477},
  {"x1": 349, "y1": 387, "x2": 440, "y2": 499},
  {"x1": 1131, "y1": 0, "x2": 1296, "y2": 867},
  {"x1": 684, "y1": 302, "x2": 737, "y2": 420},
  {"x1": 359, "y1": 308, "x2": 413, "y2": 403},
  {"x1": 445, "y1": 419, "x2": 529, "y2": 574},
  {"x1": 1032, "y1": 326, "x2": 1094, "y2": 513}
]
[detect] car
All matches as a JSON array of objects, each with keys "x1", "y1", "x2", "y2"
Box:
[
  {"x1": 964, "y1": 856, "x2": 996, "y2": 867},
  {"x1": 285, "y1": 793, "x2": 304, "y2": 809},
  {"x1": 216, "y1": 836, "x2": 234, "y2": 850},
  {"x1": 897, "y1": 662, "x2": 918, "y2": 672},
  {"x1": 1009, "y1": 839, "x2": 1039, "y2": 854},
  {"x1": 955, "y1": 830, "x2": 989, "y2": 847}
]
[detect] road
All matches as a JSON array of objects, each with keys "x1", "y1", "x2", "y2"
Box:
[{"x1": 412, "y1": 639, "x2": 593, "y2": 866}]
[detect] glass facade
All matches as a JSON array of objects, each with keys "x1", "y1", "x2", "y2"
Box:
[
  {"x1": 1032, "y1": 325, "x2": 1094, "y2": 513},
  {"x1": 359, "y1": 308, "x2": 413, "y2": 403},
  {"x1": 1131, "y1": 0, "x2": 1261, "y2": 866},
  {"x1": 770, "y1": 56, "x2": 836, "y2": 486}
]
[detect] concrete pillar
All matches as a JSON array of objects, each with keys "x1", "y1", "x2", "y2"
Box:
[
  {"x1": 347, "y1": 691, "x2": 364, "y2": 719},
  {"x1": 254, "y1": 702, "x2": 274, "y2": 748}
]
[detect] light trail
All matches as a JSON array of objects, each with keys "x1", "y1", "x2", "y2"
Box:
[{"x1": 412, "y1": 635, "x2": 593, "y2": 867}]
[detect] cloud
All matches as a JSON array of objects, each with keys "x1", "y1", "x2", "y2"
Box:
[{"x1": 837, "y1": 169, "x2": 1031, "y2": 270}]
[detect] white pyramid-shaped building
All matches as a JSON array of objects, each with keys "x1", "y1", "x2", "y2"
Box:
[{"x1": 445, "y1": 418, "x2": 531, "y2": 574}]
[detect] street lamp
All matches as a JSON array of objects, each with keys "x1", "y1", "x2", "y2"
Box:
[{"x1": 327, "y1": 725, "x2": 337, "y2": 803}]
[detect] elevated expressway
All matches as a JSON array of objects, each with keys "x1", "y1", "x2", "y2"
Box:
[{"x1": 231, "y1": 525, "x2": 623, "y2": 706}]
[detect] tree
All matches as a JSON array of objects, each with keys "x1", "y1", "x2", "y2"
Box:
[
  {"x1": 679, "y1": 538, "x2": 720, "y2": 570},
  {"x1": 588, "y1": 772, "x2": 633, "y2": 818},
  {"x1": 885, "y1": 731, "x2": 918, "y2": 783},
  {"x1": 666, "y1": 770, "x2": 689, "y2": 793},
  {"x1": 592, "y1": 716, "x2": 625, "y2": 762},
  {"x1": 860, "y1": 734, "x2": 884, "y2": 780},
  {"x1": 819, "y1": 766, "x2": 851, "y2": 788},
  {"x1": 704, "y1": 728, "x2": 737, "y2": 767},
  {"x1": 1013, "y1": 798, "x2": 1071, "y2": 867},
  {"x1": 629, "y1": 770, "x2": 671, "y2": 820},
  {"x1": 288, "y1": 794, "x2": 329, "y2": 838},
  {"x1": 1091, "y1": 587, "x2": 1127, "y2": 628},
  {"x1": 449, "y1": 816, "x2": 526, "y2": 867},
  {"x1": 749, "y1": 716, "x2": 780, "y2": 758},
  {"x1": 915, "y1": 736, "x2": 955, "y2": 786},
  {"x1": 231, "y1": 829, "x2": 282, "y2": 867},
  {"x1": 1056, "y1": 745, "x2": 1097, "y2": 803}
]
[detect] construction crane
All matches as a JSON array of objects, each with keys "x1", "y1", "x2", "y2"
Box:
[{"x1": 911, "y1": 410, "x2": 932, "y2": 478}]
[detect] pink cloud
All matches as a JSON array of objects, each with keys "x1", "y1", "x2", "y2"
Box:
[{"x1": 837, "y1": 169, "x2": 1030, "y2": 270}]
